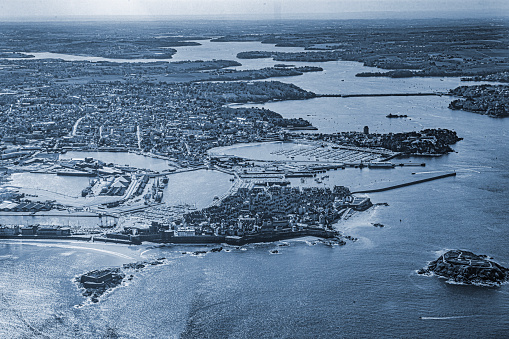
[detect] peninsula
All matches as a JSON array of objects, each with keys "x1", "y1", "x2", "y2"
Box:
[{"x1": 449, "y1": 85, "x2": 509, "y2": 117}]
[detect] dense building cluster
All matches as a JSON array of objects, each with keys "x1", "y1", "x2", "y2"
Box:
[
  {"x1": 183, "y1": 184, "x2": 367, "y2": 236},
  {"x1": 300, "y1": 128, "x2": 462, "y2": 155},
  {"x1": 449, "y1": 85, "x2": 509, "y2": 117},
  {"x1": 0, "y1": 80, "x2": 313, "y2": 165}
]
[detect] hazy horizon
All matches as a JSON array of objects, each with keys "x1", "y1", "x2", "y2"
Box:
[{"x1": 1, "y1": 0, "x2": 508, "y2": 21}]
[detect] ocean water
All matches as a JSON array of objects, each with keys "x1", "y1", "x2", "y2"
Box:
[
  {"x1": 60, "y1": 151, "x2": 172, "y2": 172},
  {"x1": 0, "y1": 39, "x2": 508, "y2": 338},
  {"x1": 161, "y1": 169, "x2": 232, "y2": 209}
]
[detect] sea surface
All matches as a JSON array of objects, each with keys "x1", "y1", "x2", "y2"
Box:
[{"x1": 1, "y1": 38, "x2": 508, "y2": 338}]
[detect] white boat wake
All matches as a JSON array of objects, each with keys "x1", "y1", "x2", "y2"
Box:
[{"x1": 420, "y1": 315, "x2": 479, "y2": 320}]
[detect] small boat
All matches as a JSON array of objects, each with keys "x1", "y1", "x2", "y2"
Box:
[{"x1": 386, "y1": 113, "x2": 408, "y2": 118}]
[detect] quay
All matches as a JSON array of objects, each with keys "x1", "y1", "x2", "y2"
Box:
[{"x1": 351, "y1": 172, "x2": 456, "y2": 194}]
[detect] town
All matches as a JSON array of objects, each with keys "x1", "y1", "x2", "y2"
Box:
[
  {"x1": 0, "y1": 19, "x2": 496, "y2": 247},
  {"x1": 449, "y1": 85, "x2": 509, "y2": 117}
]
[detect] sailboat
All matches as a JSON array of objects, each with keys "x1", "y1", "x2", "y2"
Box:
[{"x1": 99, "y1": 216, "x2": 117, "y2": 228}]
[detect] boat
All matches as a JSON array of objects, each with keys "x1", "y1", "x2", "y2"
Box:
[
  {"x1": 368, "y1": 162, "x2": 395, "y2": 168},
  {"x1": 99, "y1": 218, "x2": 117, "y2": 228},
  {"x1": 56, "y1": 170, "x2": 95, "y2": 176}
]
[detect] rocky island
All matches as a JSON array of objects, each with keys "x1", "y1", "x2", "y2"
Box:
[
  {"x1": 418, "y1": 250, "x2": 509, "y2": 286},
  {"x1": 76, "y1": 258, "x2": 169, "y2": 304},
  {"x1": 77, "y1": 268, "x2": 125, "y2": 304}
]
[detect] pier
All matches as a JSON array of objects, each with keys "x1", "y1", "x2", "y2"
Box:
[{"x1": 351, "y1": 172, "x2": 456, "y2": 194}]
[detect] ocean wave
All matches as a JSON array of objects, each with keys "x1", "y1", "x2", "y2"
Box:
[
  {"x1": 60, "y1": 251, "x2": 75, "y2": 257},
  {"x1": 433, "y1": 248, "x2": 451, "y2": 257},
  {"x1": 444, "y1": 279, "x2": 508, "y2": 287},
  {"x1": 0, "y1": 254, "x2": 18, "y2": 260},
  {"x1": 418, "y1": 270, "x2": 508, "y2": 287},
  {"x1": 0, "y1": 240, "x2": 136, "y2": 260},
  {"x1": 140, "y1": 249, "x2": 152, "y2": 258},
  {"x1": 415, "y1": 269, "x2": 433, "y2": 277}
]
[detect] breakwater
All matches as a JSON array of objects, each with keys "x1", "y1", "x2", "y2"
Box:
[
  {"x1": 351, "y1": 172, "x2": 456, "y2": 194},
  {"x1": 317, "y1": 92, "x2": 443, "y2": 98}
]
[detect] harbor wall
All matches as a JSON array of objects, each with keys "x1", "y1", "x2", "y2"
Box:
[{"x1": 352, "y1": 172, "x2": 456, "y2": 194}]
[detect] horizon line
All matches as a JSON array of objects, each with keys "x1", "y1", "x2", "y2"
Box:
[{"x1": 1, "y1": 11, "x2": 509, "y2": 23}]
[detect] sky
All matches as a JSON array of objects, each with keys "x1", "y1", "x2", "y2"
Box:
[{"x1": 0, "y1": 0, "x2": 508, "y2": 20}]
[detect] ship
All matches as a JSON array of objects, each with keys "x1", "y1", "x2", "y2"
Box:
[
  {"x1": 368, "y1": 162, "x2": 395, "y2": 168},
  {"x1": 386, "y1": 113, "x2": 408, "y2": 118}
]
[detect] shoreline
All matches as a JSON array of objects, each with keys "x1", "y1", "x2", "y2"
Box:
[
  {"x1": 0, "y1": 228, "x2": 338, "y2": 246},
  {"x1": 0, "y1": 211, "x2": 101, "y2": 217}
]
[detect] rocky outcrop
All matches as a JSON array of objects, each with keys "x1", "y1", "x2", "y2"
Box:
[
  {"x1": 76, "y1": 259, "x2": 166, "y2": 304},
  {"x1": 418, "y1": 250, "x2": 509, "y2": 286},
  {"x1": 77, "y1": 268, "x2": 125, "y2": 303}
]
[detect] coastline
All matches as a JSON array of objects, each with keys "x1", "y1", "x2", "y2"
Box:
[
  {"x1": 0, "y1": 211, "x2": 101, "y2": 217},
  {"x1": 0, "y1": 228, "x2": 338, "y2": 246}
]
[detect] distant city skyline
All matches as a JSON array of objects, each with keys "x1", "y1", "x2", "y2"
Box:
[{"x1": 1, "y1": 0, "x2": 508, "y2": 20}]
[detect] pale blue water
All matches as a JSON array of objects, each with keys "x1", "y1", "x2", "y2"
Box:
[
  {"x1": 1, "y1": 34, "x2": 508, "y2": 338},
  {"x1": 60, "y1": 151, "x2": 172, "y2": 172},
  {"x1": 161, "y1": 169, "x2": 232, "y2": 209}
]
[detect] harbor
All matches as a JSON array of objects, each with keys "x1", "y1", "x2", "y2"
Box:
[{"x1": 0, "y1": 18, "x2": 507, "y2": 339}]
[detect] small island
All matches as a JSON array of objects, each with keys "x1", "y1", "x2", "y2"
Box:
[
  {"x1": 77, "y1": 268, "x2": 125, "y2": 304},
  {"x1": 418, "y1": 250, "x2": 509, "y2": 286},
  {"x1": 76, "y1": 258, "x2": 168, "y2": 304}
]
